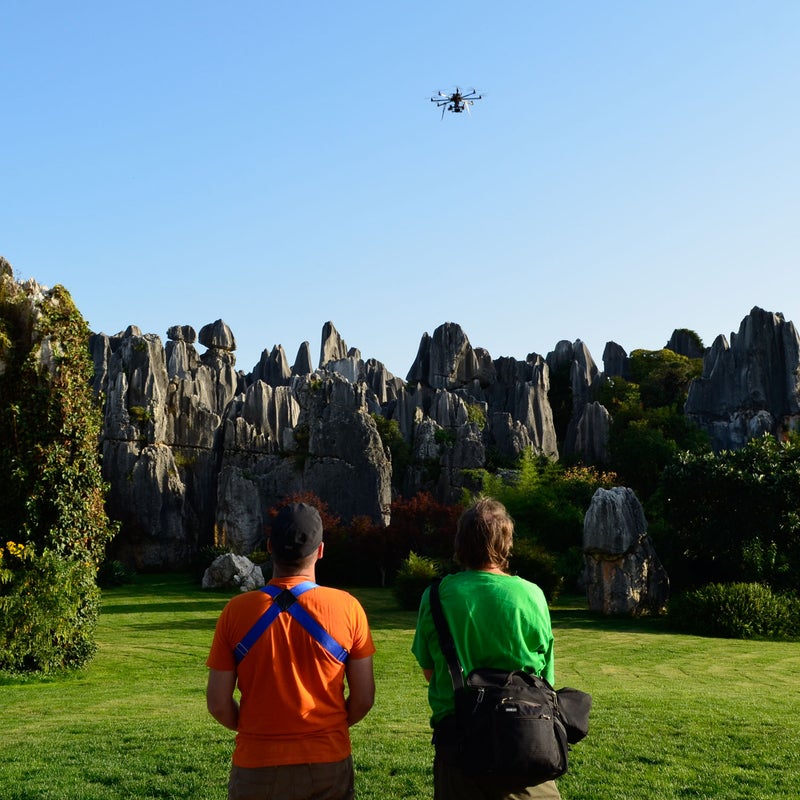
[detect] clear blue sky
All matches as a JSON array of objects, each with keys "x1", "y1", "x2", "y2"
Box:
[{"x1": 3, "y1": 1, "x2": 798, "y2": 378}]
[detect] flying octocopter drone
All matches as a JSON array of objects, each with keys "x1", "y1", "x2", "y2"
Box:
[{"x1": 430, "y1": 86, "x2": 483, "y2": 119}]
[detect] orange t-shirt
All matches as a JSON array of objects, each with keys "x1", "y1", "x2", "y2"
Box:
[{"x1": 206, "y1": 577, "x2": 375, "y2": 767}]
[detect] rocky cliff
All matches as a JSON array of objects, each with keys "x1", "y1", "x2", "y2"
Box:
[
  {"x1": 685, "y1": 307, "x2": 800, "y2": 450},
  {"x1": 6, "y1": 263, "x2": 797, "y2": 571},
  {"x1": 90, "y1": 307, "x2": 800, "y2": 568}
]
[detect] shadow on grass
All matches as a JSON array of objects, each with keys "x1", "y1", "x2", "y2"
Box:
[
  {"x1": 101, "y1": 600, "x2": 228, "y2": 615},
  {"x1": 550, "y1": 594, "x2": 672, "y2": 635}
]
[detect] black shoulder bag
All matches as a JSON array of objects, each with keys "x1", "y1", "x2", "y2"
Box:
[{"x1": 429, "y1": 578, "x2": 591, "y2": 784}]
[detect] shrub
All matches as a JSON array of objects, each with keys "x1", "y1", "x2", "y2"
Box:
[
  {"x1": 370, "y1": 414, "x2": 411, "y2": 486},
  {"x1": 0, "y1": 546, "x2": 100, "y2": 672},
  {"x1": 509, "y1": 540, "x2": 563, "y2": 602},
  {"x1": 96, "y1": 558, "x2": 136, "y2": 588},
  {"x1": 0, "y1": 277, "x2": 118, "y2": 672},
  {"x1": 248, "y1": 549, "x2": 269, "y2": 565},
  {"x1": 667, "y1": 582, "x2": 800, "y2": 640},
  {"x1": 394, "y1": 552, "x2": 441, "y2": 611}
]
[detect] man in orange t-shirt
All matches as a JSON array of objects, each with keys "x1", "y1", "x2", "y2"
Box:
[{"x1": 206, "y1": 502, "x2": 376, "y2": 800}]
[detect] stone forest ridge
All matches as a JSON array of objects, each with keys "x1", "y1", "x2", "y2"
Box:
[
  {"x1": 83, "y1": 304, "x2": 800, "y2": 571},
  {"x1": 3, "y1": 262, "x2": 798, "y2": 573}
]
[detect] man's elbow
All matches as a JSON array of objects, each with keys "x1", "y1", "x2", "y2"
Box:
[
  {"x1": 347, "y1": 689, "x2": 375, "y2": 726},
  {"x1": 206, "y1": 693, "x2": 225, "y2": 719}
]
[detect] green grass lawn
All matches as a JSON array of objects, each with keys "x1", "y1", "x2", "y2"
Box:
[{"x1": 1, "y1": 574, "x2": 798, "y2": 799}]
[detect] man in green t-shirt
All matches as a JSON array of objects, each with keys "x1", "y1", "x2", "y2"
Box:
[{"x1": 412, "y1": 497, "x2": 561, "y2": 800}]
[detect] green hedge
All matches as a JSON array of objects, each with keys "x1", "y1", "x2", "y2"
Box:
[{"x1": 667, "y1": 582, "x2": 800, "y2": 640}]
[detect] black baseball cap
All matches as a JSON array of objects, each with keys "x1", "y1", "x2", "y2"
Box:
[{"x1": 270, "y1": 503, "x2": 324, "y2": 561}]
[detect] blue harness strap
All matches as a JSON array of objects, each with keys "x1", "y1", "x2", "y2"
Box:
[{"x1": 233, "y1": 581, "x2": 349, "y2": 665}]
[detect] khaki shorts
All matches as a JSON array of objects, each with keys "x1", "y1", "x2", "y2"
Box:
[
  {"x1": 228, "y1": 756, "x2": 354, "y2": 800},
  {"x1": 433, "y1": 750, "x2": 561, "y2": 800}
]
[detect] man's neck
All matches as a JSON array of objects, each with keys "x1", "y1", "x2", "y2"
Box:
[{"x1": 271, "y1": 565, "x2": 317, "y2": 582}]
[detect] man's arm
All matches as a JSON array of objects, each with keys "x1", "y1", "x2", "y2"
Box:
[
  {"x1": 345, "y1": 655, "x2": 375, "y2": 726},
  {"x1": 206, "y1": 669, "x2": 239, "y2": 731},
  {"x1": 422, "y1": 668, "x2": 433, "y2": 682}
]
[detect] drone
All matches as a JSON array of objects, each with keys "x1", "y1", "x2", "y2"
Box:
[{"x1": 430, "y1": 87, "x2": 483, "y2": 119}]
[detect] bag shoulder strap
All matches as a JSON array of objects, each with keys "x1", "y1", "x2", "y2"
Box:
[
  {"x1": 429, "y1": 578, "x2": 465, "y2": 690},
  {"x1": 234, "y1": 581, "x2": 348, "y2": 665}
]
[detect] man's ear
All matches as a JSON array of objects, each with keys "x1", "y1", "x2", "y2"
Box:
[{"x1": 316, "y1": 542, "x2": 325, "y2": 561}]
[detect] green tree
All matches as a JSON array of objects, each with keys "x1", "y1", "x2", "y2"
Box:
[
  {"x1": 598, "y1": 351, "x2": 709, "y2": 500},
  {"x1": 656, "y1": 434, "x2": 800, "y2": 592},
  {"x1": 371, "y1": 413, "x2": 411, "y2": 488},
  {"x1": 628, "y1": 348, "x2": 703, "y2": 410},
  {"x1": 0, "y1": 265, "x2": 117, "y2": 672},
  {"x1": 471, "y1": 454, "x2": 616, "y2": 590}
]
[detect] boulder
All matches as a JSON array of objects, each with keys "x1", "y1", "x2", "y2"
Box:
[
  {"x1": 202, "y1": 553, "x2": 265, "y2": 591},
  {"x1": 583, "y1": 487, "x2": 669, "y2": 616},
  {"x1": 199, "y1": 319, "x2": 236, "y2": 351}
]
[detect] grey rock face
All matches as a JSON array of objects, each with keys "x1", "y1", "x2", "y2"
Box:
[
  {"x1": 199, "y1": 319, "x2": 236, "y2": 351},
  {"x1": 665, "y1": 329, "x2": 705, "y2": 359},
  {"x1": 85, "y1": 307, "x2": 800, "y2": 573},
  {"x1": 554, "y1": 339, "x2": 601, "y2": 458},
  {"x1": 685, "y1": 307, "x2": 800, "y2": 450},
  {"x1": 202, "y1": 553, "x2": 265, "y2": 591},
  {"x1": 300, "y1": 373, "x2": 393, "y2": 525},
  {"x1": 571, "y1": 402, "x2": 611, "y2": 466},
  {"x1": 602, "y1": 341, "x2": 629, "y2": 379},
  {"x1": 583, "y1": 487, "x2": 669, "y2": 616},
  {"x1": 406, "y1": 323, "x2": 474, "y2": 389},
  {"x1": 215, "y1": 467, "x2": 264, "y2": 555},
  {"x1": 320, "y1": 321, "x2": 348, "y2": 367},
  {"x1": 252, "y1": 345, "x2": 292, "y2": 386},
  {"x1": 292, "y1": 341, "x2": 314, "y2": 376}
]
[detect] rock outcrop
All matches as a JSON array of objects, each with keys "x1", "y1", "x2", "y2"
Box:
[
  {"x1": 583, "y1": 487, "x2": 670, "y2": 616},
  {"x1": 684, "y1": 307, "x2": 800, "y2": 451},
  {"x1": 13, "y1": 262, "x2": 790, "y2": 574},
  {"x1": 89, "y1": 316, "x2": 610, "y2": 568}
]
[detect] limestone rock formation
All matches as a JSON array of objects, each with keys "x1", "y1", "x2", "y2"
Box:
[
  {"x1": 665, "y1": 328, "x2": 705, "y2": 359},
  {"x1": 199, "y1": 319, "x2": 236, "y2": 352},
  {"x1": 570, "y1": 402, "x2": 611, "y2": 466},
  {"x1": 550, "y1": 339, "x2": 601, "y2": 459},
  {"x1": 583, "y1": 487, "x2": 669, "y2": 616},
  {"x1": 685, "y1": 307, "x2": 800, "y2": 450},
  {"x1": 601, "y1": 341, "x2": 629, "y2": 380},
  {"x1": 76, "y1": 303, "x2": 800, "y2": 573},
  {"x1": 320, "y1": 320, "x2": 348, "y2": 366}
]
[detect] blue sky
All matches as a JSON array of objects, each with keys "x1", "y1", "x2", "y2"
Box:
[{"x1": 3, "y1": 1, "x2": 798, "y2": 378}]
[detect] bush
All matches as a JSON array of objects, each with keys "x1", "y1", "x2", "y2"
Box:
[
  {"x1": 0, "y1": 277, "x2": 118, "y2": 672},
  {"x1": 393, "y1": 552, "x2": 441, "y2": 611},
  {"x1": 96, "y1": 559, "x2": 136, "y2": 588},
  {"x1": 509, "y1": 540, "x2": 563, "y2": 602},
  {"x1": 0, "y1": 546, "x2": 100, "y2": 672},
  {"x1": 667, "y1": 582, "x2": 800, "y2": 640}
]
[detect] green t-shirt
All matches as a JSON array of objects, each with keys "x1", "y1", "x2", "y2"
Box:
[{"x1": 411, "y1": 570, "x2": 555, "y2": 726}]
